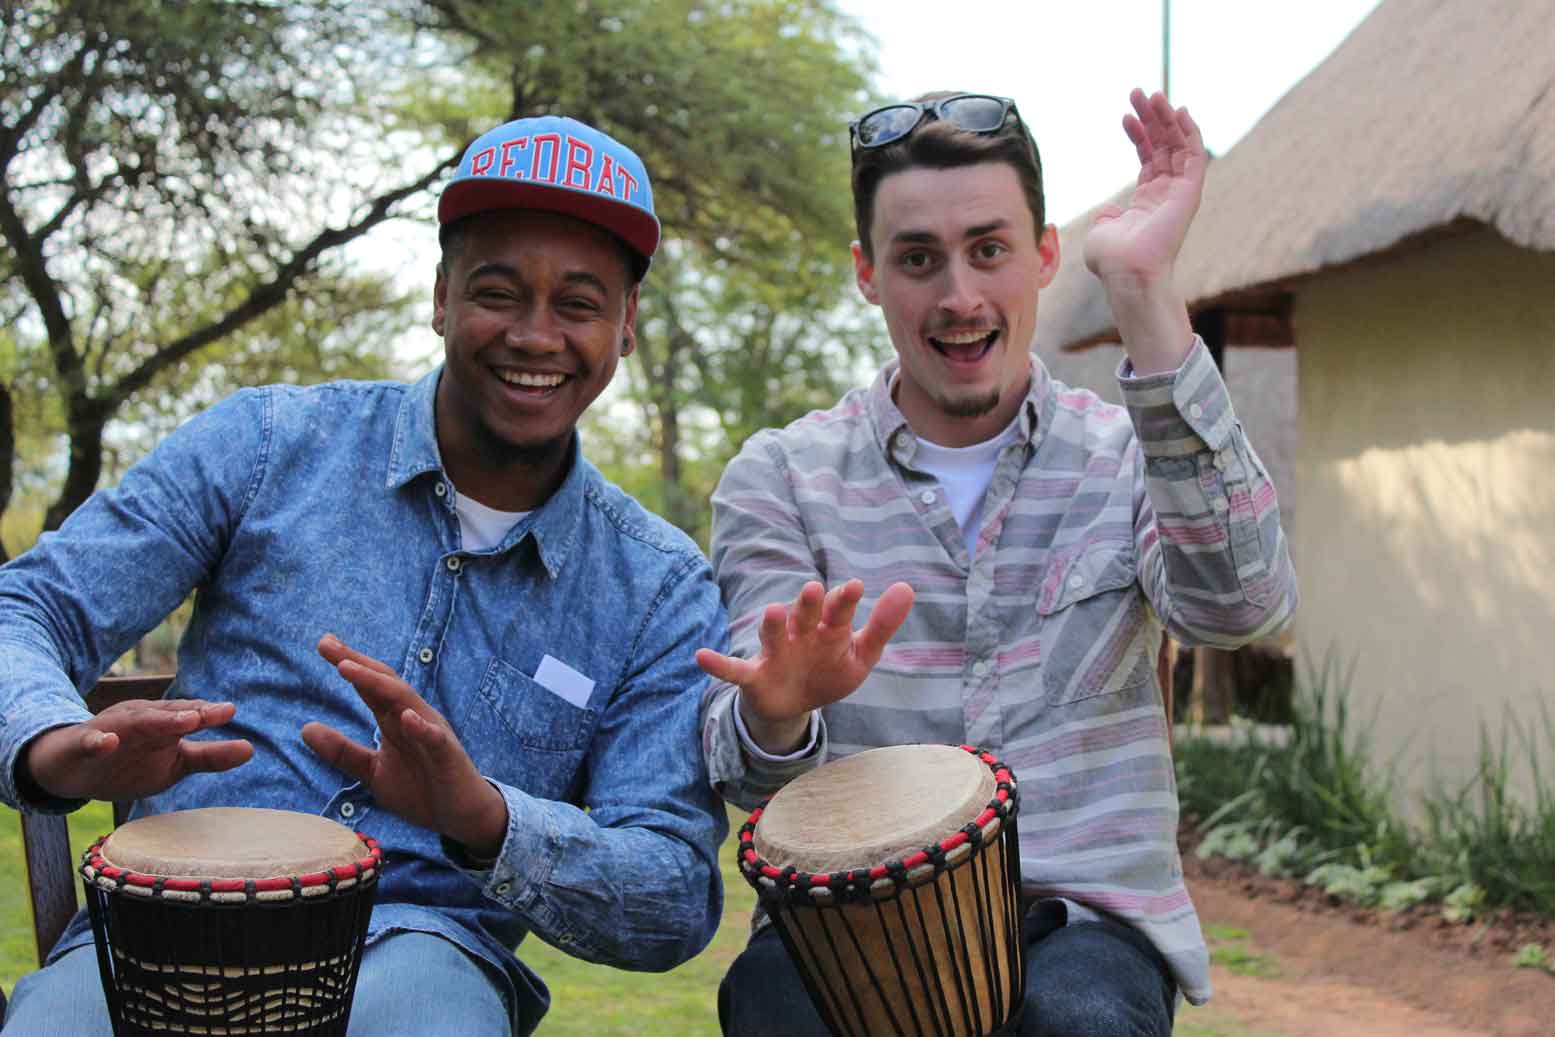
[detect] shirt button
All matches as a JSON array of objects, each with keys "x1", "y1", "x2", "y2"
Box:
[
  {"x1": 1188, "y1": 403, "x2": 1204, "y2": 420},
  {"x1": 434, "y1": 482, "x2": 448, "y2": 497},
  {"x1": 919, "y1": 489, "x2": 936, "y2": 504},
  {"x1": 1067, "y1": 573, "x2": 1085, "y2": 589},
  {"x1": 972, "y1": 660, "x2": 989, "y2": 677},
  {"x1": 446, "y1": 556, "x2": 462, "y2": 572},
  {"x1": 418, "y1": 647, "x2": 434, "y2": 664},
  {"x1": 894, "y1": 431, "x2": 911, "y2": 450},
  {"x1": 495, "y1": 881, "x2": 512, "y2": 896},
  {"x1": 338, "y1": 802, "x2": 356, "y2": 819}
]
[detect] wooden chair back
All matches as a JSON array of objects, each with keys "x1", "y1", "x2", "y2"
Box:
[{"x1": 18, "y1": 674, "x2": 175, "y2": 964}]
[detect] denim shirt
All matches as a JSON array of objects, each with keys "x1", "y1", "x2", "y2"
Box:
[{"x1": 0, "y1": 369, "x2": 729, "y2": 1035}]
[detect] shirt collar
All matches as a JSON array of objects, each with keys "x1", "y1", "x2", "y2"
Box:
[
  {"x1": 867, "y1": 355, "x2": 1051, "y2": 466},
  {"x1": 386, "y1": 366, "x2": 586, "y2": 578}
]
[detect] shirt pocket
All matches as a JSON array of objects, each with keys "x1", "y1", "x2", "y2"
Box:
[
  {"x1": 1035, "y1": 543, "x2": 1154, "y2": 706},
  {"x1": 457, "y1": 657, "x2": 598, "y2": 802}
]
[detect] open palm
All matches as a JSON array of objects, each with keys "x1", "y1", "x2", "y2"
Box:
[
  {"x1": 696, "y1": 579, "x2": 914, "y2": 725},
  {"x1": 1084, "y1": 88, "x2": 1207, "y2": 283}
]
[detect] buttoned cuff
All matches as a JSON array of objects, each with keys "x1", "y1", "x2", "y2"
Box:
[
  {"x1": 455, "y1": 780, "x2": 557, "y2": 913},
  {"x1": 1117, "y1": 336, "x2": 1237, "y2": 456},
  {"x1": 732, "y1": 692, "x2": 820, "y2": 762},
  {"x1": 3, "y1": 707, "x2": 94, "y2": 813}
]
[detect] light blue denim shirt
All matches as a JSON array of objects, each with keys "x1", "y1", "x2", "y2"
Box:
[{"x1": 0, "y1": 369, "x2": 729, "y2": 1035}]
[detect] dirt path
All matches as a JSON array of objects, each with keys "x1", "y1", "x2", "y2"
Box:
[{"x1": 1184, "y1": 874, "x2": 1553, "y2": 1037}]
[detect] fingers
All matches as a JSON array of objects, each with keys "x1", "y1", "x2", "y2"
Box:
[
  {"x1": 301, "y1": 721, "x2": 378, "y2": 784},
  {"x1": 695, "y1": 647, "x2": 760, "y2": 687},
  {"x1": 818, "y1": 579, "x2": 865, "y2": 629},
  {"x1": 96, "y1": 700, "x2": 236, "y2": 745},
  {"x1": 318, "y1": 634, "x2": 398, "y2": 677},
  {"x1": 757, "y1": 601, "x2": 791, "y2": 657},
  {"x1": 853, "y1": 582, "x2": 916, "y2": 663},
  {"x1": 334, "y1": 657, "x2": 430, "y2": 729},
  {"x1": 178, "y1": 738, "x2": 254, "y2": 775},
  {"x1": 1125, "y1": 88, "x2": 1199, "y2": 176},
  {"x1": 787, "y1": 582, "x2": 825, "y2": 639}
]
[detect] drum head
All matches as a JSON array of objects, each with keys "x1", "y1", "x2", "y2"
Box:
[
  {"x1": 754, "y1": 744, "x2": 995, "y2": 876},
  {"x1": 99, "y1": 807, "x2": 366, "y2": 880}
]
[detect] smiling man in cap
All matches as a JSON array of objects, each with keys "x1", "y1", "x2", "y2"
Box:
[{"x1": 0, "y1": 115, "x2": 728, "y2": 1036}]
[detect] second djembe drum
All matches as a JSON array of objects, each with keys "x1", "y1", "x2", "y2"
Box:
[
  {"x1": 80, "y1": 806, "x2": 382, "y2": 1037},
  {"x1": 739, "y1": 743, "x2": 1023, "y2": 1037}
]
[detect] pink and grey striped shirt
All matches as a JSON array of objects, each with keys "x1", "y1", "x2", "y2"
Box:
[{"x1": 701, "y1": 339, "x2": 1298, "y2": 1004}]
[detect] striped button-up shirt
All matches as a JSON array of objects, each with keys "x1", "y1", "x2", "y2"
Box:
[{"x1": 701, "y1": 339, "x2": 1297, "y2": 1004}]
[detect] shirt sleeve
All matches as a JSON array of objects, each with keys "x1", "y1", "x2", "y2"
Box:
[
  {"x1": 698, "y1": 432, "x2": 830, "y2": 812},
  {"x1": 462, "y1": 553, "x2": 731, "y2": 972},
  {"x1": 1117, "y1": 337, "x2": 1299, "y2": 647},
  {"x1": 0, "y1": 390, "x2": 267, "y2": 810}
]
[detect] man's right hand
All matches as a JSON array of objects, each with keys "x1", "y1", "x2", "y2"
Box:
[
  {"x1": 20, "y1": 699, "x2": 253, "y2": 802},
  {"x1": 696, "y1": 579, "x2": 914, "y2": 755}
]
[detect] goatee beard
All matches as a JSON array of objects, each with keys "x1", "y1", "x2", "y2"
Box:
[{"x1": 939, "y1": 388, "x2": 1001, "y2": 419}]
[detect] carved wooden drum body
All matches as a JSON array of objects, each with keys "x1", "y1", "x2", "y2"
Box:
[
  {"x1": 80, "y1": 807, "x2": 382, "y2": 1036},
  {"x1": 739, "y1": 744, "x2": 1024, "y2": 1037}
]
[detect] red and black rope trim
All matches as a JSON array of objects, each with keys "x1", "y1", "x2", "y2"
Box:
[
  {"x1": 80, "y1": 832, "x2": 382, "y2": 905},
  {"x1": 738, "y1": 744, "x2": 1020, "y2": 907}
]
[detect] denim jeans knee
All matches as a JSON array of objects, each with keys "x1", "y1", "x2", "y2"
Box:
[{"x1": 1021, "y1": 918, "x2": 1175, "y2": 1037}]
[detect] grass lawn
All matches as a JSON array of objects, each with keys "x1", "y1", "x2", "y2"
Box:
[{"x1": 2, "y1": 803, "x2": 1254, "y2": 1034}]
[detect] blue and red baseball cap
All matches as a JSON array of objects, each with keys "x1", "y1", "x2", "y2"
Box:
[{"x1": 438, "y1": 115, "x2": 660, "y2": 277}]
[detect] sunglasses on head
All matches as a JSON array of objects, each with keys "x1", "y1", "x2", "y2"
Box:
[{"x1": 849, "y1": 93, "x2": 1020, "y2": 151}]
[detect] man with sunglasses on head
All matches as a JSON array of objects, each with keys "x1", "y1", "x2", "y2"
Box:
[{"x1": 697, "y1": 90, "x2": 1297, "y2": 1035}]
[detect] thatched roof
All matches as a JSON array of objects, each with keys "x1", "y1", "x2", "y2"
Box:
[{"x1": 1036, "y1": 0, "x2": 1555, "y2": 351}]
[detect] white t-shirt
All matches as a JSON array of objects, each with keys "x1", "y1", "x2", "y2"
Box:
[
  {"x1": 453, "y1": 490, "x2": 529, "y2": 551},
  {"x1": 912, "y1": 413, "x2": 1025, "y2": 559}
]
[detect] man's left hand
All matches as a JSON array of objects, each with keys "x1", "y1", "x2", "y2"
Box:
[
  {"x1": 302, "y1": 634, "x2": 508, "y2": 859},
  {"x1": 1083, "y1": 88, "x2": 1206, "y2": 375},
  {"x1": 1084, "y1": 88, "x2": 1207, "y2": 284}
]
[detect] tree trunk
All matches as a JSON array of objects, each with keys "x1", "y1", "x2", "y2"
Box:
[
  {"x1": 657, "y1": 397, "x2": 697, "y2": 536},
  {"x1": 1188, "y1": 645, "x2": 1237, "y2": 725},
  {"x1": 0, "y1": 382, "x2": 13, "y2": 563},
  {"x1": 42, "y1": 403, "x2": 105, "y2": 532}
]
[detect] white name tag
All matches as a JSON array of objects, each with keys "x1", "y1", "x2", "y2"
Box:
[{"x1": 533, "y1": 654, "x2": 596, "y2": 709}]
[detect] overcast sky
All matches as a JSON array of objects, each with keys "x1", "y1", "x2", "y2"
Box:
[{"x1": 838, "y1": 0, "x2": 1383, "y2": 224}]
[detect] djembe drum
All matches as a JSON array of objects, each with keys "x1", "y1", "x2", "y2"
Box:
[
  {"x1": 79, "y1": 807, "x2": 383, "y2": 1037},
  {"x1": 739, "y1": 744, "x2": 1023, "y2": 1037}
]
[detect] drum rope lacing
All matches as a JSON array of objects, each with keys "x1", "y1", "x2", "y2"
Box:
[{"x1": 738, "y1": 744, "x2": 1020, "y2": 906}]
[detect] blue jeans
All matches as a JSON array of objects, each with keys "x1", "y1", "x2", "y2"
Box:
[
  {"x1": 3, "y1": 930, "x2": 511, "y2": 1036},
  {"x1": 719, "y1": 903, "x2": 1177, "y2": 1036}
]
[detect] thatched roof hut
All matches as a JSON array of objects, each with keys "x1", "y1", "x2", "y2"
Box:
[{"x1": 1035, "y1": 0, "x2": 1555, "y2": 352}]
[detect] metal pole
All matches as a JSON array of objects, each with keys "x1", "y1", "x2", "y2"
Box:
[{"x1": 1162, "y1": 0, "x2": 1171, "y2": 100}]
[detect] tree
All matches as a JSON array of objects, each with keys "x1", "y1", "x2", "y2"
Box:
[
  {"x1": 2, "y1": 0, "x2": 882, "y2": 556},
  {"x1": 419, "y1": 0, "x2": 880, "y2": 534},
  {"x1": 0, "y1": 0, "x2": 461, "y2": 552}
]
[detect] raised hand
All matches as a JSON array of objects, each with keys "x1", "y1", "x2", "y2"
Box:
[
  {"x1": 301, "y1": 634, "x2": 508, "y2": 858},
  {"x1": 1081, "y1": 88, "x2": 1204, "y2": 375},
  {"x1": 21, "y1": 698, "x2": 253, "y2": 803},
  {"x1": 696, "y1": 579, "x2": 914, "y2": 754},
  {"x1": 1083, "y1": 88, "x2": 1207, "y2": 284}
]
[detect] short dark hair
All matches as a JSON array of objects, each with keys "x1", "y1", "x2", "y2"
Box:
[
  {"x1": 437, "y1": 213, "x2": 646, "y2": 284},
  {"x1": 851, "y1": 91, "x2": 1045, "y2": 262}
]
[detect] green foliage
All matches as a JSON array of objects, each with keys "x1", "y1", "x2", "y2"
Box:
[
  {"x1": 1203, "y1": 925, "x2": 1280, "y2": 980},
  {"x1": 1253, "y1": 652, "x2": 1416, "y2": 875},
  {"x1": 1512, "y1": 943, "x2": 1553, "y2": 972},
  {"x1": 1441, "y1": 882, "x2": 1486, "y2": 924},
  {"x1": 1178, "y1": 657, "x2": 1555, "y2": 927},
  {"x1": 1418, "y1": 703, "x2": 1555, "y2": 916}
]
